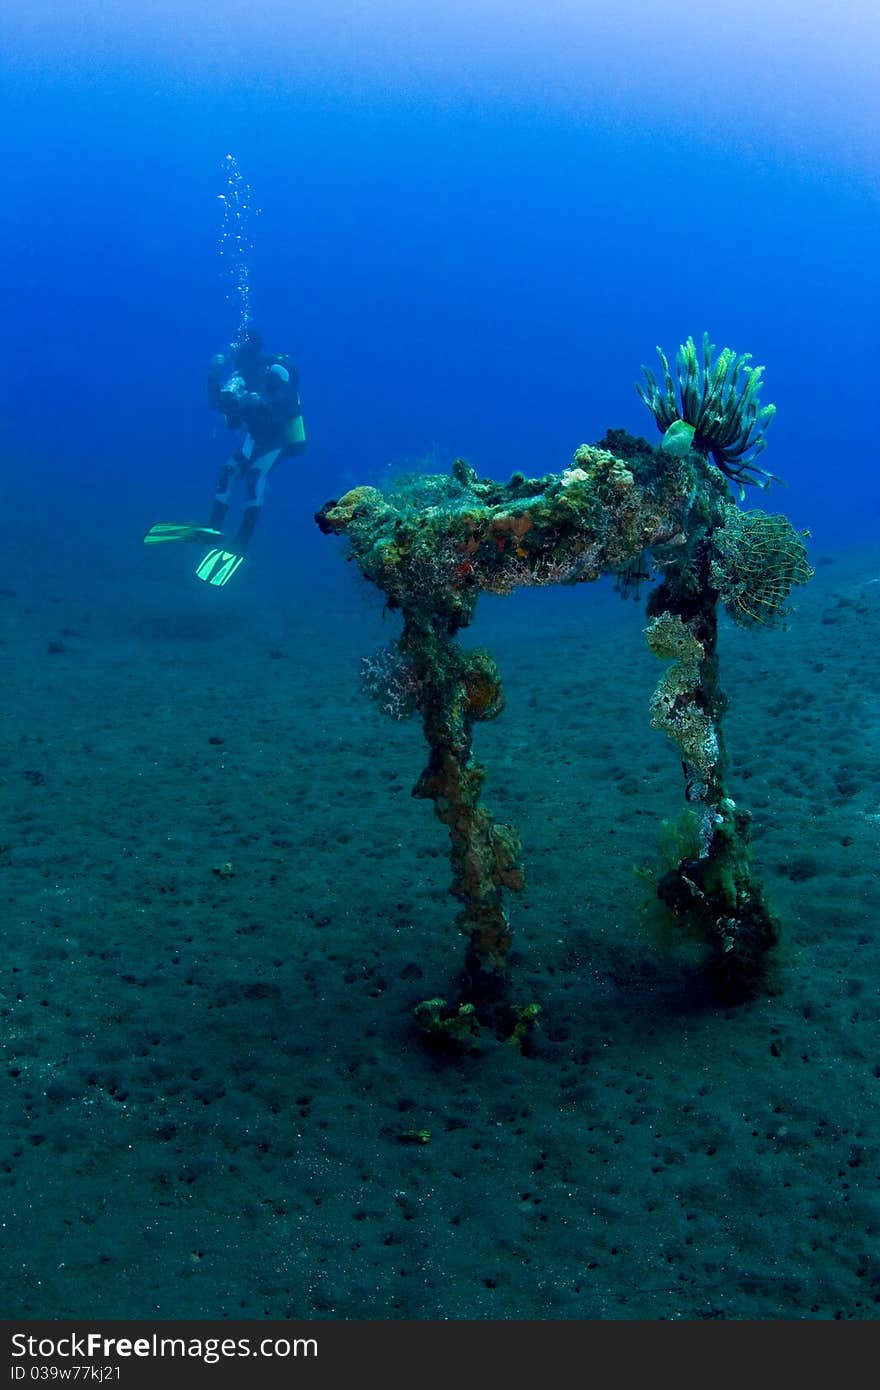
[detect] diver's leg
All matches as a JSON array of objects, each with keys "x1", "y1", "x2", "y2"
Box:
[
  {"x1": 209, "y1": 436, "x2": 253, "y2": 531},
  {"x1": 233, "y1": 448, "x2": 281, "y2": 553},
  {"x1": 210, "y1": 459, "x2": 238, "y2": 532}
]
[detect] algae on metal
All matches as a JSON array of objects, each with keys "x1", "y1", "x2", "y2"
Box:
[{"x1": 317, "y1": 343, "x2": 811, "y2": 1024}]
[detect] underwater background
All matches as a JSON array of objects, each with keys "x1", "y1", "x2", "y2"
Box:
[{"x1": 2, "y1": 0, "x2": 879, "y2": 1319}]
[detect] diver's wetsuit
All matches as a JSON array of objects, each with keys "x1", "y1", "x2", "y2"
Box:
[{"x1": 208, "y1": 342, "x2": 306, "y2": 554}]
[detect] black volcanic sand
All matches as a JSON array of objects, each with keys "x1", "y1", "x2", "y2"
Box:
[{"x1": 1, "y1": 533, "x2": 879, "y2": 1321}]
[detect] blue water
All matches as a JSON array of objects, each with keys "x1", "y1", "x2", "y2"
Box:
[
  {"x1": 3, "y1": 2, "x2": 880, "y2": 1323},
  {"x1": 5, "y1": 1, "x2": 878, "y2": 554}
]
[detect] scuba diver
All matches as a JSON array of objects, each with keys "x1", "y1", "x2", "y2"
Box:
[
  {"x1": 144, "y1": 328, "x2": 306, "y2": 586},
  {"x1": 200, "y1": 329, "x2": 307, "y2": 582}
]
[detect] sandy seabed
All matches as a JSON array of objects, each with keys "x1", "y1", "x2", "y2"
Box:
[{"x1": 2, "y1": 522, "x2": 879, "y2": 1321}]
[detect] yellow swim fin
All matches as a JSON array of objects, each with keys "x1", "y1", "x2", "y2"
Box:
[
  {"x1": 194, "y1": 548, "x2": 245, "y2": 586},
  {"x1": 144, "y1": 522, "x2": 224, "y2": 546}
]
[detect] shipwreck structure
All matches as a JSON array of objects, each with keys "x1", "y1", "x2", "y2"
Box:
[{"x1": 317, "y1": 336, "x2": 812, "y2": 1036}]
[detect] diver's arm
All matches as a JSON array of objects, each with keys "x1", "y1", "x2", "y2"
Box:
[{"x1": 207, "y1": 353, "x2": 229, "y2": 409}]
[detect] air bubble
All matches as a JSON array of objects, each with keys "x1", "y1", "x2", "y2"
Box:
[{"x1": 217, "y1": 154, "x2": 260, "y2": 339}]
